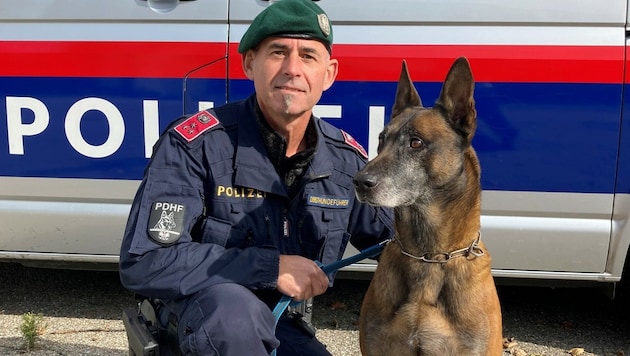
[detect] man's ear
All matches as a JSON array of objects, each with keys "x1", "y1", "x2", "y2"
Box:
[
  {"x1": 241, "y1": 51, "x2": 255, "y2": 80},
  {"x1": 323, "y1": 58, "x2": 339, "y2": 91}
]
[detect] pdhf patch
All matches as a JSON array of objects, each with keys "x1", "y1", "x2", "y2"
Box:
[{"x1": 148, "y1": 202, "x2": 186, "y2": 245}]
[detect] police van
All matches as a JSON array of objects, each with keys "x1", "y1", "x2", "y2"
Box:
[{"x1": 1, "y1": 0, "x2": 629, "y2": 292}]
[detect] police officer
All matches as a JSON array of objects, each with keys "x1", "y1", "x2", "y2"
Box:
[{"x1": 119, "y1": 0, "x2": 393, "y2": 354}]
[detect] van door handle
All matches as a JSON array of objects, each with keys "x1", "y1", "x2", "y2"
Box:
[{"x1": 134, "y1": 0, "x2": 196, "y2": 14}]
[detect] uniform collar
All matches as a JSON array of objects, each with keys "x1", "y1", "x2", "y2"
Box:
[
  {"x1": 233, "y1": 94, "x2": 333, "y2": 197},
  {"x1": 255, "y1": 103, "x2": 317, "y2": 174}
]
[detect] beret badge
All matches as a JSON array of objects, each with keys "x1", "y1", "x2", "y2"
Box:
[{"x1": 317, "y1": 13, "x2": 331, "y2": 37}]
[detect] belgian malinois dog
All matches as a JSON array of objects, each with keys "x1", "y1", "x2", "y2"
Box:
[{"x1": 353, "y1": 57, "x2": 502, "y2": 356}]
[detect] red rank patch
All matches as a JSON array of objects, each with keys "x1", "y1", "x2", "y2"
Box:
[
  {"x1": 341, "y1": 130, "x2": 368, "y2": 159},
  {"x1": 174, "y1": 110, "x2": 219, "y2": 142}
]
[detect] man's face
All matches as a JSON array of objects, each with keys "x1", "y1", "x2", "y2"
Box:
[{"x1": 242, "y1": 37, "x2": 338, "y2": 122}]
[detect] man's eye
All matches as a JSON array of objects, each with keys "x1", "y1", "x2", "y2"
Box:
[
  {"x1": 301, "y1": 54, "x2": 315, "y2": 60},
  {"x1": 410, "y1": 138, "x2": 423, "y2": 149}
]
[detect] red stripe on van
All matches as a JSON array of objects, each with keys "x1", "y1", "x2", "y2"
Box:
[
  {"x1": 0, "y1": 41, "x2": 228, "y2": 78},
  {"x1": 331, "y1": 44, "x2": 624, "y2": 84},
  {"x1": 228, "y1": 43, "x2": 624, "y2": 84},
  {"x1": 1, "y1": 41, "x2": 622, "y2": 84}
]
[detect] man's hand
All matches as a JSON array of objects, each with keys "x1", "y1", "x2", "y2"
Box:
[{"x1": 277, "y1": 255, "x2": 329, "y2": 301}]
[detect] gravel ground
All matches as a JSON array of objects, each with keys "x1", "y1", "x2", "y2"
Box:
[{"x1": 1, "y1": 262, "x2": 629, "y2": 355}]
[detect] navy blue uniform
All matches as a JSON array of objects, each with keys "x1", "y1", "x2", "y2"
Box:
[{"x1": 119, "y1": 94, "x2": 393, "y2": 355}]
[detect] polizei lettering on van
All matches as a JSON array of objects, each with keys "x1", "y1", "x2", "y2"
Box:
[
  {"x1": 7, "y1": 96, "x2": 151, "y2": 158},
  {"x1": 2, "y1": 95, "x2": 382, "y2": 179}
]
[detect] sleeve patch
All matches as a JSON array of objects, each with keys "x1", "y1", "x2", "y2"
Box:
[
  {"x1": 341, "y1": 130, "x2": 368, "y2": 159},
  {"x1": 174, "y1": 110, "x2": 219, "y2": 142},
  {"x1": 148, "y1": 202, "x2": 186, "y2": 245}
]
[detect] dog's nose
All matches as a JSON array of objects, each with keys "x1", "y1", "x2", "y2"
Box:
[{"x1": 353, "y1": 173, "x2": 378, "y2": 190}]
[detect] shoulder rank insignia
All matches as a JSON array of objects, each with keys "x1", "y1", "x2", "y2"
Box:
[
  {"x1": 341, "y1": 130, "x2": 368, "y2": 159},
  {"x1": 174, "y1": 110, "x2": 219, "y2": 142}
]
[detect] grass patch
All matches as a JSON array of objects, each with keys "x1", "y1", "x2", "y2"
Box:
[{"x1": 20, "y1": 312, "x2": 46, "y2": 350}]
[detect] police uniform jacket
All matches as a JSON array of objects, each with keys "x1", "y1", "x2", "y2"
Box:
[{"x1": 119, "y1": 94, "x2": 394, "y2": 302}]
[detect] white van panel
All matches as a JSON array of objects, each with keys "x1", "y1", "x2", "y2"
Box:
[
  {"x1": 0, "y1": 0, "x2": 228, "y2": 21},
  {"x1": 0, "y1": 177, "x2": 138, "y2": 259},
  {"x1": 232, "y1": 0, "x2": 625, "y2": 24},
  {"x1": 343, "y1": 191, "x2": 613, "y2": 277}
]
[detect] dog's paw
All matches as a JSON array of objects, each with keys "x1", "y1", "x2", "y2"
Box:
[
  {"x1": 502, "y1": 337, "x2": 517, "y2": 349},
  {"x1": 567, "y1": 348, "x2": 585, "y2": 356}
]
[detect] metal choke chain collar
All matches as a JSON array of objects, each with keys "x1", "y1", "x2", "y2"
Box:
[{"x1": 395, "y1": 232, "x2": 484, "y2": 263}]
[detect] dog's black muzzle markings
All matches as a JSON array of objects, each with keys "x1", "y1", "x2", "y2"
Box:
[{"x1": 353, "y1": 172, "x2": 378, "y2": 201}]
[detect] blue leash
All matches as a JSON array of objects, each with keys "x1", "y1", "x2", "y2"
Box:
[{"x1": 270, "y1": 239, "x2": 391, "y2": 355}]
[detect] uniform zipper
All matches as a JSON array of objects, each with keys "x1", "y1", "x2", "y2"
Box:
[
  {"x1": 199, "y1": 190, "x2": 206, "y2": 216},
  {"x1": 282, "y1": 208, "x2": 289, "y2": 238}
]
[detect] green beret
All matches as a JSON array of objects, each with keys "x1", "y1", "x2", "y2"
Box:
[{"x1": 238, "y1": 0, "x2": 333, "y2": 54}]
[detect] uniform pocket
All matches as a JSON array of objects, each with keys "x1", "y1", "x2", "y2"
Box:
[
  {"x1": 320, "y1": 228, "x2": 351, "y2": 266},
  {"x1": 199, "y1": 216, "x2": 232, "y2": 247}
]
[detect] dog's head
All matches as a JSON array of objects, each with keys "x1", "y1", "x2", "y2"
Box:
[{"x1": 353, "y1": 57, "x2": 478, "y2": 208}]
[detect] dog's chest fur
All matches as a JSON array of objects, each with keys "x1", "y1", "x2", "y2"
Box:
[{"x1": 364, "y1": 240, "x2": 490, "y2": 355}]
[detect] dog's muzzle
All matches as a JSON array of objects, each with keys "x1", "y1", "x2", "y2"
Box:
[{"x1": 353, "y1": 172, "x2": 379, "y2": 202}]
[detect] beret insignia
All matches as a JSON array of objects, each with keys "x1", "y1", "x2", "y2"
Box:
[
  {"x1": 341, "y1": 130, "x2": 368, "y2": 159},
  {"x1": 317, "y1": 14, "x2": 331, "y2": 37}
]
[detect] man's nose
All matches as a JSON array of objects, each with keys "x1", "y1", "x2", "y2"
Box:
[{"x1": 283, "y1": 53, "x2": 301, "y2": 76}]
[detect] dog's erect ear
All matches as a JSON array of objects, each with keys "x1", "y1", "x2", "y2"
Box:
[
  {"x1": 392, "y1": 60, "x2": 423, "y2": 118},
  {"x1": 435, "y1": 57, "x2": 477, "y2": 143}
]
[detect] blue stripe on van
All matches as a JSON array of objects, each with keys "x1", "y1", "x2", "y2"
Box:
[{"x1": 0, "y1": 77, "x2": 622, "y2": 194}]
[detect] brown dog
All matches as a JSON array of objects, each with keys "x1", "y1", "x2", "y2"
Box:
[{"x1": 354, "y1": 57, "x2": 502, "y2": 356}]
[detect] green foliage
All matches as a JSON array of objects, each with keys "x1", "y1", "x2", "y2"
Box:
[{"x1": 20, "y1": 312, "x2": 46, "y2": 350}]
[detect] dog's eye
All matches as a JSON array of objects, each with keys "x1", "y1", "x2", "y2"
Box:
[{"x1": 410, "y1": 138, "x2": 423, "y2": 149}]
